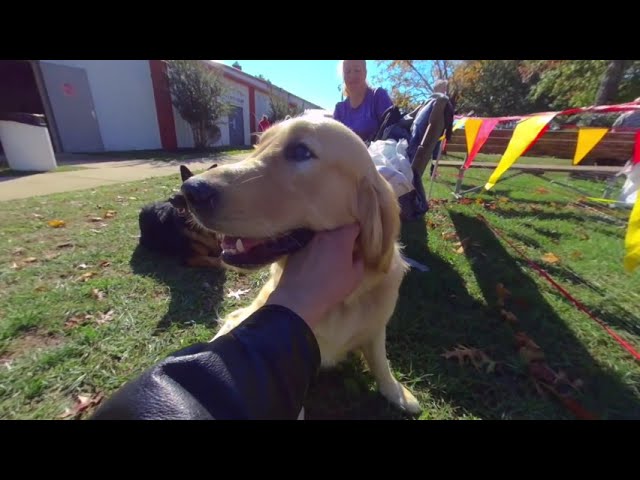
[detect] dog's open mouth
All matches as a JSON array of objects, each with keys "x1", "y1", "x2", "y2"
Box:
[{"x1": 220, "y1": 228, "x2": 314, "y2": 268}]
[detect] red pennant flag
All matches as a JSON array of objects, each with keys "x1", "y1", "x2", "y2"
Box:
[{"x1": 463, "y1": 118, "x2": 500, "y2": 169}]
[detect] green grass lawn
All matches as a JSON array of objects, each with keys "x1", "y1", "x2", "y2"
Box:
[{"x1": 0, "y1": 157, "x2": 638, "y2": 420}]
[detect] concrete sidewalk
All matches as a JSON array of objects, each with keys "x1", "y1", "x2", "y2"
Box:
[{"x1": 0, "y1": 155, "x2": 247, "y2": 202}]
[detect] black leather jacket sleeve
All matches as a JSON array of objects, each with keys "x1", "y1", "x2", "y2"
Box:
[{"x1": 90, "y1": 305, "x2": 321, "y2": 420}]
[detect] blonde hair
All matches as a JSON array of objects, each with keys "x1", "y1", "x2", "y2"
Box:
[
  {"x1": 338, "y1": 60, "x2": 368, "y2": 98},
  {"x1": 433, "y1": 79, "x2": 448, "y2": 94}
]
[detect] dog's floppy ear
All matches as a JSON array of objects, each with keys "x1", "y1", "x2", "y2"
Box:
[
  {"x1": 180, "y1": 165, "x2": 194, "y2": 182},
  {"x1": 356, "y1": 172, "x2": 401, "y2": 272}
]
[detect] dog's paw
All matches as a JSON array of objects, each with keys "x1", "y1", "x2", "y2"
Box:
[{"x1": 380, "y1": 381, "x2": 421, "y2": 416}]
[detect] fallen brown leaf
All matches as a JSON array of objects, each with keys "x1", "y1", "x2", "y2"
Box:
[
  {"x1": 515, "y1": 332, "x2": 545, "y2": 363},
  {"x1": 227, "y1": 289, "x2": 250, "y2": 300},
  {"x1": 56, "y1": 242, "x2": 74, "y2": 249},
  {"x1": 32, "y1": 213, "x2": 44, "y2": 219},
  {"x1": 442, "y1": 345, "x2": 497, "y2": 373},
  {"x1": 58, "y1": 392, "x2": 104, "y2": 419},
  {"x1": 458, "y1": 198, "x2": 474, "y2": 205},
  {"x1": 89, "y1": 217, "x2": 103, "y2": 222},
  {"x1": 99, "y1": 260, "x2": 111, "y2": 268},
  {"x1": 496, "y1": 283, "x2": 511, "y2": 306},
  {"x1": 10, "y1": 262, "x2": 20, "y2": 270},
  {"x1": 104, "y1": 210, "x2": 117, "y2": 219},
  {"x1": 500, "y1": 309, "x2": 519, "y2": 325},
  {"x1": 91, "y1": 289, "x2": 106, "y2": 301},
  {"x1": 64, "y1": 313, "x2": 94, "y2": 329},
  {"x1": 44, "y1": 252, "x2": 60, "y2": 261},
  {"x1": 535, "y1": 187, "x2": 550, "y2": 194},
  {"x1": 95, "y1": 310, "x2": 115, "y2": 325},
  {"x1": 442, "y1": 232, "x2": 458, "y2": 241},
  {"x1": 453, "y1": 237, "x2": 470, "y2": 254},
  {"x1": 541, "y1": 252, "x2": 560, "y2": 264},
  {"x1": 24, "y1": 257, "x2": 37, "y2": 263},
  {"x1": 48, "y1": 219, "x2": 66, "y2": 228},
  {"x1": 77, "y1": 272, "x2": 97, "y2": 282},
  {"x1": 475, "y1": 198, "x2": 485, "y2": 205},
  {"x1": 426, "y1": 219, "x2": 437, "y2": 229}
]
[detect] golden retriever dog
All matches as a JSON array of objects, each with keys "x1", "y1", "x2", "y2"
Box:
[{"x1": 180, "y1": 114, "x2": 421, "y2": 416}]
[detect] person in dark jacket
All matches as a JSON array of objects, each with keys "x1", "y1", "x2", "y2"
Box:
[{"x1": 91, "y1": 223, "x2": 364, "y2": 420}]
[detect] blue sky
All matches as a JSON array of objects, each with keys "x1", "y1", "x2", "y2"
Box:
[{"x1": 212, "y1": 60, "x2": 387, "y2": 111}]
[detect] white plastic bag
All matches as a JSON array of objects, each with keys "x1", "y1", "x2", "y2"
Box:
[
  {"x1": 368, "y1": 139, "x2": 414, "y2": 197},
  {"x1": 618, "y1": 161, "x2": 640, "y2": 205}
]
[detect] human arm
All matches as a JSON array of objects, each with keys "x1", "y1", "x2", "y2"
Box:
[
  {"x1": 90, "y1": 305, "x2": 320, "y2": 420},
  {"x1": 91, "y1": 224, "x2": 364, "y2": 420},
  {"x1": 444, "y1": 100, "x2": 454, "y2": 142}
]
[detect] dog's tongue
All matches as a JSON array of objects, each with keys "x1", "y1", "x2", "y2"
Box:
[{"x1": 221, "y1": 236, "x2": 264, "y2": 251}]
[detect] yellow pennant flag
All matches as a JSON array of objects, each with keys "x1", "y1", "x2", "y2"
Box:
[
  {"x1": 573, "y1": 128, "x2": 608, "y2": 165},
  {"x1": 485, "y1": 114, "x2": 556, "y2": 190},
  {"x1": 624, "y1": 198, "x2": 640, "y2": 272},
  {"x1": 464, "y1": 118, "x2": 483, "y2": 155}
]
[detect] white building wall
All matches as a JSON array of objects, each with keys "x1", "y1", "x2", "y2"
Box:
[
  {"x1": 40, "y1": 60, "x2": 162, "y2": 151},
  {"x1": 255, "y1": 91, "x2": 271, "y2": 124}
]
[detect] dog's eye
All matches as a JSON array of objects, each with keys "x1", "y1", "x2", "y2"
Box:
[{"x1": 285, "y1": 142, "x2": 316, "y2": 162}]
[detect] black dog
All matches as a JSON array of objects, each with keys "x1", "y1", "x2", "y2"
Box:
[{"x1": 138, "y1": 164, "x2": 222, "y2": 268}]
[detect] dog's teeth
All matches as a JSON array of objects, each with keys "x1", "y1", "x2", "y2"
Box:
[{"x1": 236, "y1": 239, "x2": 245, "y2": 253}]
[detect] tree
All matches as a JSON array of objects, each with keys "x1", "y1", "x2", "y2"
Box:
[
  {"x1": 265, "y1": 82, "x2": 304, "y2": 122},
  {"x1": 525, "y1": 60, "x2": 640, "y2": 110},
  {"x1": 373, "y1": 60, "x2": 459, "y2": 112},
  {"x1": 596, "y1": 60, "x2": 631, "y2": 105},
  {"x1": 451, "y1": 60, "x2": 544, "y2": 116},
  {"x1": 165, "y1": 60, "x2": 232, "y2": 149}
]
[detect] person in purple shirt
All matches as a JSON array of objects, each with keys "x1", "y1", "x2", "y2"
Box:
[{"x1": 333, "y1": 60, "x2": 394, "y2": 143}]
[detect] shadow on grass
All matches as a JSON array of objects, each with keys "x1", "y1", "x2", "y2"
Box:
[
  {"x1": 129, "y1": 245, "x2": 227, "y2": 333},
  {"x1": 445, "y1": 212, "x2": 639, "y2": 419},
  {"x1": 315, "y1": 211, "x2": 640, "y2": 419}
]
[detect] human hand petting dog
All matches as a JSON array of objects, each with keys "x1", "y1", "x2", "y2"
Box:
[{"x1": 266, "y1": 223, "x2": 364, "y2": 329}]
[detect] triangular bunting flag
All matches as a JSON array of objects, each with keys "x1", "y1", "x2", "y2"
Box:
[
  {"x1": 463, "y1": 118, "x2": 500, "y2": 169},
  {"x1": 624, "y1": 195, "x2": 640, "y2": 272},
  {"x1": 485, "y1": 113, "x2": 556, "y2": 190},
  {"x1": 573, "y1": 128, "x2": 608, "y2": 165},
  {"x1": 464, "y1": 118, "x2": 483, "y2": 155}
]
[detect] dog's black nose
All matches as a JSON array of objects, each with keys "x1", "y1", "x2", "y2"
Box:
[{"x1": 182, "y1": 178, "x2": 218, "y2": 207}]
